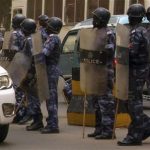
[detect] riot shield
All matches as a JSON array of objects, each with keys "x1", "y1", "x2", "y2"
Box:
[
  {"x1": 7, "y1": 52, "x2": 32, "y2": 87},
  {"x1": 80, "y1": 28, "x2": 108, "y2": 95},
  {"x1": 31, "y1": 31, "x2": 50, "y2": 102},
  {"x1": 115, "y1": 23, "x2": 130, "y2": 100},
  {"x1": 0, "y1": 31, "x2": 16, "y2": 69}
]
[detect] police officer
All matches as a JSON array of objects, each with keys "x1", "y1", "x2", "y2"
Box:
[
  {"x1": 145, "y1": 7, "x2": 150, "y2": 95},
  {"x1": 40, "y1": 17, "x2": 62, "y2": 134},
  {"x1": 87, "y1": 7, "x2": 116, "y2": 139},
  {"x1": 9, "y1": 14, "x2": 28, "y2": 124},
  {"x1": 38, "y1": 14, "x2": 49, "y2": 44},
  {"x1": 9, "y1": 14, "x2": 25, "y2": 51},
  {"x1": 0, "y1": 24, "x2": 5, "y2": 49},
  {"x1": 118, "y1": 4, "x2": 150, "y2": 146},
  {"x1": 20, "y1": 18, "x2": 44, "y2": 131}
]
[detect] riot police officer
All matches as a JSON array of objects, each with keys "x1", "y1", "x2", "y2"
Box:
[
  {"x1": 147, "y1": 7, "x2": 150, "y2": 21},
  {"x1": 87, "y1": 7, "x2": 116, "y2": 139},
  {"x1": 0, "y1": 24, "x2": 5, "y2": 49},
  {"x1": 20, "y1": 18, "x2": 44, "y2": 131},
  {"x1": 40, "y1": 17, "x2": 63, "y2": 134},
  {"x1": 117, "y1": 4, "x2": 150, "y2": 146},
  {"x1": 38, "y1": 14, "x2": 49, "y2": 44},
  {"x1": 146, "y1": 7, "x2": 150, "y2": 94},
  {"x1": 9, "y1": 14, "x2": 28, "y2": 124},
  {"x1": 9, "y1": 14, "x2": 26, "y2": 51}
]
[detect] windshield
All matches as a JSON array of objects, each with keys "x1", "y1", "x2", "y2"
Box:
[
  {"x1": 109, "y1": 15, "x2": 121, "y2": 24},
  {"x1": 74, "y1": 15, "x2": 150, "y2": 28},
  {"x1": 118, "y1": 16, "x2": 149, "y2": 24},
  {"x1": 62, "y1": 31, "x2": 78, "y2": 53}
]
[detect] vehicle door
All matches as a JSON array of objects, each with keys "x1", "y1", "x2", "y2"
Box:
[{"x1": 59, "y1": 29, "x2": 79, "y2": 79}]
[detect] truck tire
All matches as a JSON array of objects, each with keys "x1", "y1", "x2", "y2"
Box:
[{"x1": 0, "y1": 124, "x2": 9, "y2": 143}]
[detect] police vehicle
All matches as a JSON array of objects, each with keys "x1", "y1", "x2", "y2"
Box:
[
  {"x1": 0, "y1": 66, "x2": 16, "y2": 143},
  {"x1": 59, "y1": 15, "x2": 150, "y2": 108}
]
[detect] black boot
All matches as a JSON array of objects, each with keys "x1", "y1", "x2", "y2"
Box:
[
  {"x1": 142, "y1": 130, "x2": 150, "y2": 141},
  {"x1": 87, "y1": 130, "x2": 101, "y2": 137},
  {"x1": 26, "y1": 114, "x2": 43, "y2": 131},
  {"x1": 95, "y1": 134, "x2": 115, "y2": 140},
  {"x1": 18, "y1": 115, "x2": 32, "y2": 125},
  {"x1": 117, "y1": 138, "x2": 142, "y2": 146},
  {"x1": 26, "y1": 121, "x2": 44, "y2": 131},
  {"x1": 40, "y1": 126, "x2": 59, "y2": 134}
]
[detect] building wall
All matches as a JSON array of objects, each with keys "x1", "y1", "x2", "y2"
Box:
[
  {"x1": 11, "y1": 0, "x2": 150, "y2": 25},
  {"x1": 11, "y1": 0, "x2": 27, "y2": 17},
  {"x1": 0, "y1": 0, "x2": 12, "y2": 30}
]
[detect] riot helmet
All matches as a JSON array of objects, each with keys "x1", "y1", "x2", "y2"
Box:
[
  {"x1": 146, "y1": 7, "x2": 150, "y2": 22},
  {"x1": 12, "y1": 14, "x2": 26, "y2": 29},
  {"x1": 92, "y1": 7, "x2": 110, "y2": 28},
  {"x1": 127, "y1": 4, "x2": 146, "y2": 25},
  {"x1": 21, "y1": 18, "x2": 36, "y2": 35},
  {"x1": 38, "y1": 14, "x2": 49, "y2": 27},
  {"x1": 46, "y1": 17, "x2": 63, "y2": 34}
]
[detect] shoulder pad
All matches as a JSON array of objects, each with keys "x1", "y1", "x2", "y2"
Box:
[
  {"x1": 27, "y1": 37, "x2": 32, "y2": 40},
  {"x1": 131, "y1": 29, "x2": 136, "y2": 34},
  {"x1": 106, "y1": 27, "x2": 114, "y2": 35},
  {"x1": 12, "y1": 31, "x2": 17, "y2": 34},
  {"x1": 135, "y1": 26, "x2": 146, "y2": 33},
  {"x1": 107, "y1": 30, "x2": 113, "y2": 35}
]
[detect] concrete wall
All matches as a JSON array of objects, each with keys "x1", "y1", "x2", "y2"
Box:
[{"x1": 145, "y1": 0, "x2": 150, "y2": 9}]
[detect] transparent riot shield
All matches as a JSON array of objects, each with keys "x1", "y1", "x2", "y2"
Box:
[
  {"x1": 80, "y1": 28, "x2": 108, "y2": 95},
  {"x1": 7, "y1": 52, "x2": 32, "y2": 87},
  {"x1": 115, "y1": 23, "x2": 130, "y2": 100},
  {"x1": 32, "y1": 31, "x2": 50, "y2": 102}
]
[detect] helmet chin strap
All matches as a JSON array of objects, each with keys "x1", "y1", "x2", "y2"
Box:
[
  {"x1": 93, "y1": 22, "x2": 106, "y2": 29},
  {"x1": 147, "y1": 16, "x2": 150, "y2": 22}
]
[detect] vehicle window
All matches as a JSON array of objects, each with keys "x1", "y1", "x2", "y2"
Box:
[
  {"x1": 109, "y1": 16, "x2": 120, "y2": 24},
  {"x1": 118, "y1": 16, "x2": 149, "y2": 25},
  {"x1": 62, "y1": 32, "x2": 78, "y2": 53}
]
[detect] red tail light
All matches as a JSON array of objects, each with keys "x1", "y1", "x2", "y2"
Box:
[{"x1": 114, "y1": 58, "x2": 118, "y2": 64}]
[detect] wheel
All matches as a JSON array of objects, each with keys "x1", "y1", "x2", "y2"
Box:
[{"x1": 0, "y1": 124, "x2": 9, "y2": 143}]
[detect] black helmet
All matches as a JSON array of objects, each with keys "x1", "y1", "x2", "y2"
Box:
[
  {"x1": 21, "y1": 18, "x2": 36, "y2": 35},
  {"x1": 12, "y1": 14, "x2": 26, "y2": 29},
  {"x1": 127, "y1": 4, "x2": 146, "y2": 17},
  {"x1": 38, "y1": 14, "x2": 49, "y2": 22},
  {"x1": 146, "y1": 7, "x2": 150, "y2": 21},
  {"x1": 92, "y1": 7, "x2": 110, "y2": 25},
  {"x1": 147, "y1": 7, "x2": 150, "y2": 13},
  {"x1": 38, "y1": 15, "x2": 49, "y2": 27},
  {"x1": 46, "y1": 17, "x2": 63, "y2": 34}
]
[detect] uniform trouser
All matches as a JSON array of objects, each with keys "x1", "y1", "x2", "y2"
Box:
[
  {"x1": 127, "y1": 67, "x2": 150, "y2": 141},
  {"x1": 15, "y1": 87, "x2": 25, "y2": 112},
  {"x1": 93, "y1": 68, "x2": 115, "y2": 136},
  {"x1": 14, "y1": 86, "x2": 26, "y2": 120},
  {"x1": 26, "y1": 86, "x2": 43, "y2": 122},
  {"x1": 92, "y1": 96, "x2": 102, "y2": 133},
  {"x1": 46, "y1": 65, "x2": 59, "y2": 129},
  {"x1": 95, "y1": 93, "x2": 115, "y2": 136},
  {"x1": 146, "y1": 65, "x2": 150, "y2": 94}
]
